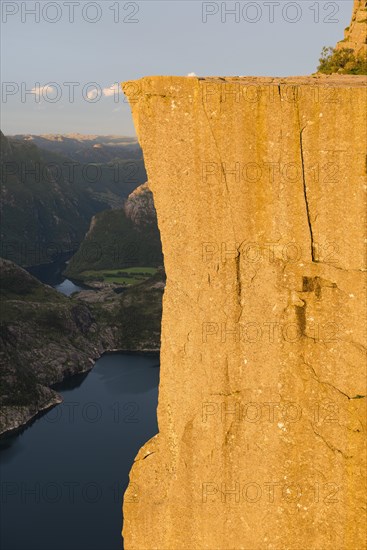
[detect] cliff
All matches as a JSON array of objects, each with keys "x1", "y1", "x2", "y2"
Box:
[
  {"x1": 336, "y1": 0, "x2": 367, "y2": 55},
  {"x1": 122, "y1": 75, "x2": 367, "y2": 549}
]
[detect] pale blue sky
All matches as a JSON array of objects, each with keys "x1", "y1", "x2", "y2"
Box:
[{"x1": 1, "y1": 0, "x2": 353, "y2": 135}]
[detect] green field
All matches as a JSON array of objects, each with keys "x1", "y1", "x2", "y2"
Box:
[{"x1": 79, "y1": 267, "x2": 157, "y2": 285}]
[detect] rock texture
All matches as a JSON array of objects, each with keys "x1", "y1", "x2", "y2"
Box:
[
  {"x1": 122, "y1": 75, "x2": 367, "y2": 549},
  {"x1": 124, "y1": 182, "x2": 157, "y2": 227},
  {"x1": 336, "y1": 0, "x2": 367, "y2": 55}
]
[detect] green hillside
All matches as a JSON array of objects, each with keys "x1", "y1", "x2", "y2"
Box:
[{"x1": 65, "y1": 184, "x2": 163, "y2": 280}]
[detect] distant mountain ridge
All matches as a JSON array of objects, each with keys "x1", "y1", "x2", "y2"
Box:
[
  {"x1": 13, "y1": 134, "x2": 142, "y2": 164},
  {"x1": 0, "y1": 132, "x2": 147, "y2": 267}
]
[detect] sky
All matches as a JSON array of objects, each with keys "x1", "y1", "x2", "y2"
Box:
[{"x1": 1, "y1": 0, "x2": 353, "y2": 136}]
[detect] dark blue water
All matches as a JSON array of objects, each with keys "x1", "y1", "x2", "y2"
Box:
[{"x1": 0, "y1": 353, "x2": 159, "y2": 550}]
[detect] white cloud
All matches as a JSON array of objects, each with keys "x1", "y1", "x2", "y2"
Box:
[
  {"x1": 86, "y1": 87, "x2": 99, "y2": 100},
  {"x1": 187, "y1": 72, "x2": 197, "y2": 77},
  {"x1": 102, "y1": 83, "x2": 122, "y2": 97},
  {"x1": 31, "y1": 84, "x2": 56, "y2": 98}
]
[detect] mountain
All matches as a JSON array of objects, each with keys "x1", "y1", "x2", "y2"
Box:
[
  {"x1": 0, "y1": 258, "x2": 107, "y2": 433},
  {"x1": 12, "y1": 134, "x2": 143, "y2": 164},
  {"x1": 65, "y1": 182, "x2": 163, "y2": 279},
  {"x1": 1, "y1": 132, "x2": 92, "y2": 266},
  {"x1": 0, "y1": 258, "x2": 164, "y2": 434},
  {"x1": 0, "y1": 132, "x2": 147, "y2": 267}
]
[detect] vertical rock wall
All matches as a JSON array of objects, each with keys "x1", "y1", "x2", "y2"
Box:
[
  {"x1": 122, "y1": 76, "x2": 367, "y2": 550},
  {"x1": 336, "y1": 0, "x2": 367, "y2": 55}
]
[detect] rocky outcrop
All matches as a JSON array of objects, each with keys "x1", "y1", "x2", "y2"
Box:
[
  {"x1": 336, "y1": 0, "x2": 367, "y2": 55},
  {"x1": 122, "y1": 75, "x2": 367, "y2": 549},
  {"x1": 124, "y1": 182, "x2": 157, "y2": 227},
  {"x1": 65, "y1": 181, "x2": 162, "y2": 277}
]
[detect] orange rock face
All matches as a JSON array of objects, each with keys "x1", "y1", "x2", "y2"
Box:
[
  {"x1": 122, "y1": 75, "x2": 367, "y2": 549},
  {"x1": 336, "y1": 0, "x2": 367, "y2": 55}
]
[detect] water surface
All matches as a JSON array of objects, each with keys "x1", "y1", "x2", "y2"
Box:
[{"x1": 0, "y1": 353, "x2": 159, "y2": 550}]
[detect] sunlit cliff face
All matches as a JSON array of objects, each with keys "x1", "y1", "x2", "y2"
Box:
[
  {"x1": 122, "y1": 74, "x2": 367, "y2": 550},
  {"x1": 336, "y1": 0, "x2": 367, "y2": 55}
]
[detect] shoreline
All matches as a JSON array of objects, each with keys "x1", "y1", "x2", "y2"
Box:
[
  {"x1": 0, "y1": 392, "x2": 62, "y2": 439},
  {"x1": 0, "y1": 348, "x2": 160, "y2": 439}
]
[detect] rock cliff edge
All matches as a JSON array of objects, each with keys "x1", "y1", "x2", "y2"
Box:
[{"x1": 122, "y1": 75, "x2": 367, "y2": 549}]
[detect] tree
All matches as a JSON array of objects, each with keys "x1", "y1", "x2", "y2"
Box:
[{"x1": 317, "y1": 46, "x2": 367, "y2": 75}]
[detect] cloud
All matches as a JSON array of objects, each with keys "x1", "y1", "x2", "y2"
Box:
[
  {"x1": 86, "y1": 87, "x2": 99, "y2": 100},
  {"x1": 102, "y1": 83, "x2": 122, "y2": 97},
  {"x1": 31, "y1": 84, "x2": 56, "y2": 98},
  {"x1": 187, "y1": 72, "x2": 197, "y2": 77},
  {"x1": 30, "y1": 83, "x2": 123, "y2": 102}
]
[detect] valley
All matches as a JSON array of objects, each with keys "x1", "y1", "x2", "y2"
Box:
[
  {"x1": 0, "y1": 132, "x2": 164, "y2": 436},
  {"x1": 0, "y1": 258, "x2": 164, "y2": 435},
  {"x1": 0, "y1": 132, "x2": 147, "y2": 267}
]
